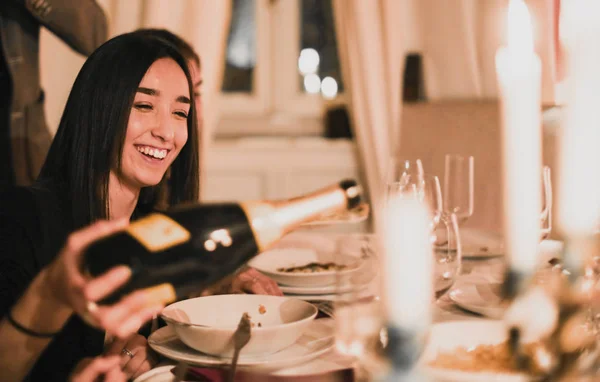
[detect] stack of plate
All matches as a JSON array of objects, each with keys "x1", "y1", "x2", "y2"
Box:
[
  {"x1": 448, "y1": 240, "x2": 564, "y2": 318},
  {"x1": 249, "y1": 233, "x2": 376, "y2": 301},
  {"x1": 146, "y1": 319, "x2": 336, "y2": 375}
]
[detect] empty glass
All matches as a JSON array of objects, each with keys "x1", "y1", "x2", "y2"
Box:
[
  {"x1": 386, "y1": 174, "x2": 442, "y2": 231},
  {"x1": 385, "y1": 173, "x2": 462, "y2": 299},
  {"x1": 386, "y1": 157, "x2": 424, "y2": 186},
  {"x1": 433, "y1": 213, "x2": 462, "y2": 298},
  {"x1": 540, "y1": 166, "x2": 553, "y2": 240},
  {"x1": 443, "y1": 154, "x2": 475, "y2": 225},
  {"x1": 334, "y1": 235, "x2": 382, "y2": 358}
]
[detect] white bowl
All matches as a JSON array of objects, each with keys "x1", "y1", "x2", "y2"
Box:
[
  {"x1": 160, "y1": 295, "x2": 318, "y2": 357},
  {"x1": 249, "y1": 247, "x2": 362, "y2": 288},
  {"x1": 420, "y1": 320, "x2": 529, "y2": 382}
]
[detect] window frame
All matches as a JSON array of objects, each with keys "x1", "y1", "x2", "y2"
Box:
[
  {"x1": 217, "y1": 0, "x2": 342, "y2": 137},
  {"x1": 218, "y1": 0, "x2": 272, "y2": 117}
]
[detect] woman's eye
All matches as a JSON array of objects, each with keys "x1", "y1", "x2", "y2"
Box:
[
  {"x1": 134, "y1": 103, "x2": 153, "y2": 111},
  {"x1": 194, "y1": 91, "x2": 202, "y2": 98},
  {"x1": 174, "y1": 110, "x2": 189, "y2": 118}
]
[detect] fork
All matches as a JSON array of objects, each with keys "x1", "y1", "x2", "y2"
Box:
[
  {"x1": 308, "y1": 300, "x2": 334, "y2": 317},
  {"x1": 227, "y1": 313, "x2": 252, "y2": 382},
  {"x1": 172, "y1": 361, "x2": 189, "y2": 382}
]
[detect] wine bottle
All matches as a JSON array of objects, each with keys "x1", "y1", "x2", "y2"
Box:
[{"x1": 84, "y1": 179, "x2": 362, "y2": 305}]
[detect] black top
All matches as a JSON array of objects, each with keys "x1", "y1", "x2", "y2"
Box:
[
  {"x1": 0, "y1": 182, "x2": 105, "y2": 381},
  {"x1": 0, "y1": 34, "x2": 14, "y2": 189}
]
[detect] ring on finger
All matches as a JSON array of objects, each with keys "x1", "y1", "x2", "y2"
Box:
[{"x1": 121, "y1": 347, "x2": 135, "y2": 359}]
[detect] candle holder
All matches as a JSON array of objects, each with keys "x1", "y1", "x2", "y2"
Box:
[
  {"x1": 501, "y1": 235, "x2": 600, "y2": 380},
  {"x1": 373, "y1": 323, "x2": 430, "y2": 382}
]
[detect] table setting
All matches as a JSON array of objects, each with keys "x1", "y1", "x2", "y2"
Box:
[
  {"x1": 134, "y1": 0, "x2": 600, "y2": 380},
  {"x1": 132, "y1": 211, "x2": 519, "y2": 382},
  {"x1": 134, "y1": 233, "x2": 377, "y2": 382}
]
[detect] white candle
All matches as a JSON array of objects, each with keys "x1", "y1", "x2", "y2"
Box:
[
  {"x1": 496, "y1": 0, "x2": 542, "y2": 274},
  {"x1": 557, "y1": 0, "x2": 600, "y2": 236},
  {"x1": 383, "y1": 196, "x2": 432, "y2": 332}
]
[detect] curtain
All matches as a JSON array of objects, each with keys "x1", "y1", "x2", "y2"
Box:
[
  {"x1": 333, "y1": 0, "x2": 405, "y2": 233},
  {"x1": 414, "y1": 0, "x2": 559, "y2": 103},
  {"x1": 333, "y1": 0, "x2": 560, "y2": 232},
  {"x1": 39, "y1": 0, "x2": 232, "y2": 199}
]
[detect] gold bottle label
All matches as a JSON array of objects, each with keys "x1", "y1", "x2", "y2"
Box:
[
  {"x1": 126, "y1": 213, "x2": 191, "y2": 252},
  {"x1": 143, "y1": 283, "x2": 177, "y2": 305}
]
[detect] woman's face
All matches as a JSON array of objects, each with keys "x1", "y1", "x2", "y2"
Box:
[{"x1": 116, "y1": 57, "x2": 191, "y2": 189}]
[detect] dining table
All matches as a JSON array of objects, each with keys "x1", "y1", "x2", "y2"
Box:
[{"x1": 135, "y1": 229, "x2": 506, "y2": 382}]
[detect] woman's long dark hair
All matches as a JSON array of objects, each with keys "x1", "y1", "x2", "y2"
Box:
[
  {"x1": 38, "y1": 31, "x2": 199, "y2": 229},
  {"x1": 135, "y1": 28, "x2": 200, "y2": 68}
]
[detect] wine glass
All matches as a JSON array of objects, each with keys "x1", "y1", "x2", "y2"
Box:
[
  {"x1": 333, "y1": 234, "x2": 384, "y2": 378},
  {"x1": 443, "y1": 154, "x2": 474, "y2": 226},
  {"x1": 540, "y1": 166, "x2": 553, "y2": 240},
  {"x1": 386, "y1": 174, "x2": 461, "y2": 298},
  {"x1": 386, "y1": 174, "x2": 442, "y2": 232},
  {"x1": 433, "y1": 213, "x2": 462, "y2": 298},
  {"x1": 386, "y1": 157, "x2": 424, "y2": 186}
]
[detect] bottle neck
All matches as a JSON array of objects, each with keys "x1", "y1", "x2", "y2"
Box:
[
  {"x1": 241, "y1": 185, "x2": 350, "y2": 251},
  {"x1": 272, "y1": 185, "x2": 349, "y2": 231}
]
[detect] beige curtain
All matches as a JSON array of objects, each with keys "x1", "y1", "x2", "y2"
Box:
[
  {"x1": 40, "y1": 0, "x2": 232, "y2": 199},
  {"x1": 414, "y1": 0, "x2": 558, "y2": 102},
  {"x1": 333, "y1": 0, "x2": 559, "y2": 232},
  {"x1": 333, "y1": 0, "x2": 405, "y2": 233}
]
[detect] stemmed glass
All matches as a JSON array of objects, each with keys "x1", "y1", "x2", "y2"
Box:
[
  {"x1": 433, "y1": 213, "x2": 462, "y2": 298},
  {"x1": 386, "y1": 157, "x2": 424, "y2": 186},
  {"x1": 443, "y1": 154, "x2": 475, "y2": 226},
  {"x1": 386, "y1": 174, "x2": 461, "y2": 299},
  {"x1": 333, "y1": 234, "x2": 384, "y2": 380},
  {"x1": 386, "y1": 174, "x2": 442, "y2": 231},
  {"x1": 540, "y1": 166, "x2": 553, "y2": 240}
]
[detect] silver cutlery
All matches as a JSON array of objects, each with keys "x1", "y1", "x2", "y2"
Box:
[{"x1": 227, "y1": 312, "x2": 252, "y2": 382}]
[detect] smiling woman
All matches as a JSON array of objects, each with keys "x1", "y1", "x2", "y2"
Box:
[
  {"x1": 0, "y1": 31, "x2": 199, "y2": 381},
  {"x1": 39, "y1": 32, "x2": 200, "y2": 228}
]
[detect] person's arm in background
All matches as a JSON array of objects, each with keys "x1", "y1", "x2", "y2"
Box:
[{"x1": 9, "y1": 0, "x2": 108, "y2": 55}]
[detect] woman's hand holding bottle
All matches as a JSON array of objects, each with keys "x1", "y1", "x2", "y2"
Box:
[{"x1": 42, "y1": 219, "x2": 164, "y2": 339}]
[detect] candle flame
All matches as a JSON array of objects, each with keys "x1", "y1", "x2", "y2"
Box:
[{"x1": 507, "y1": 0, "x2": 534, "y2": 54}]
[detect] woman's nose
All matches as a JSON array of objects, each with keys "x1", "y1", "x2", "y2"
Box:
[{"x1": 151, "y1": 114, "x2": 175, "y2": 142}]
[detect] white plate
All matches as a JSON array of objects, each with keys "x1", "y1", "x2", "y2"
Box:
[
  {"x1": 457, "y1": 229, "x2": 504, "y2": 259},
  {"x1": 133, "y1": 365, "x2": 176, "y2": 382},
  {"x1": 458, "y1": 237, "x2": 563, "y2": 261},
  {"x1": 279, "y1": 282, "x2": 367, "y2": 295},
  {"x1": 148, "y1": 319, "x2": 335, "y2": 371},
  {"x1": 420, "y1": 320, "x2": 528, "y2": 382},
  {"x1": 448, "y1": 276, "x2": 505, "y2": 319},
  {"x1": 286, "y1": 293, "x2": 338, "y2": 302},
  {"x1": 249, "y1": 248, "x2": 363, "y2": 288}
]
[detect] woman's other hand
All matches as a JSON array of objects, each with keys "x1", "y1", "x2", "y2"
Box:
[
  {"x1": 229, "y1": 268, "x2": 282, "y2": 296},
  {"x1": 197, "y1": 267, "x2": 282, "y2": 297},
  {"x1": 105, "y1": 333, "x2": 158, "y2": 380},
  {"x1": 43, "y1": 219, "x2": 164, "y2": 339},
  {"x1": 69, "y1": 355, "x2": 126, "y2": 382}
]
